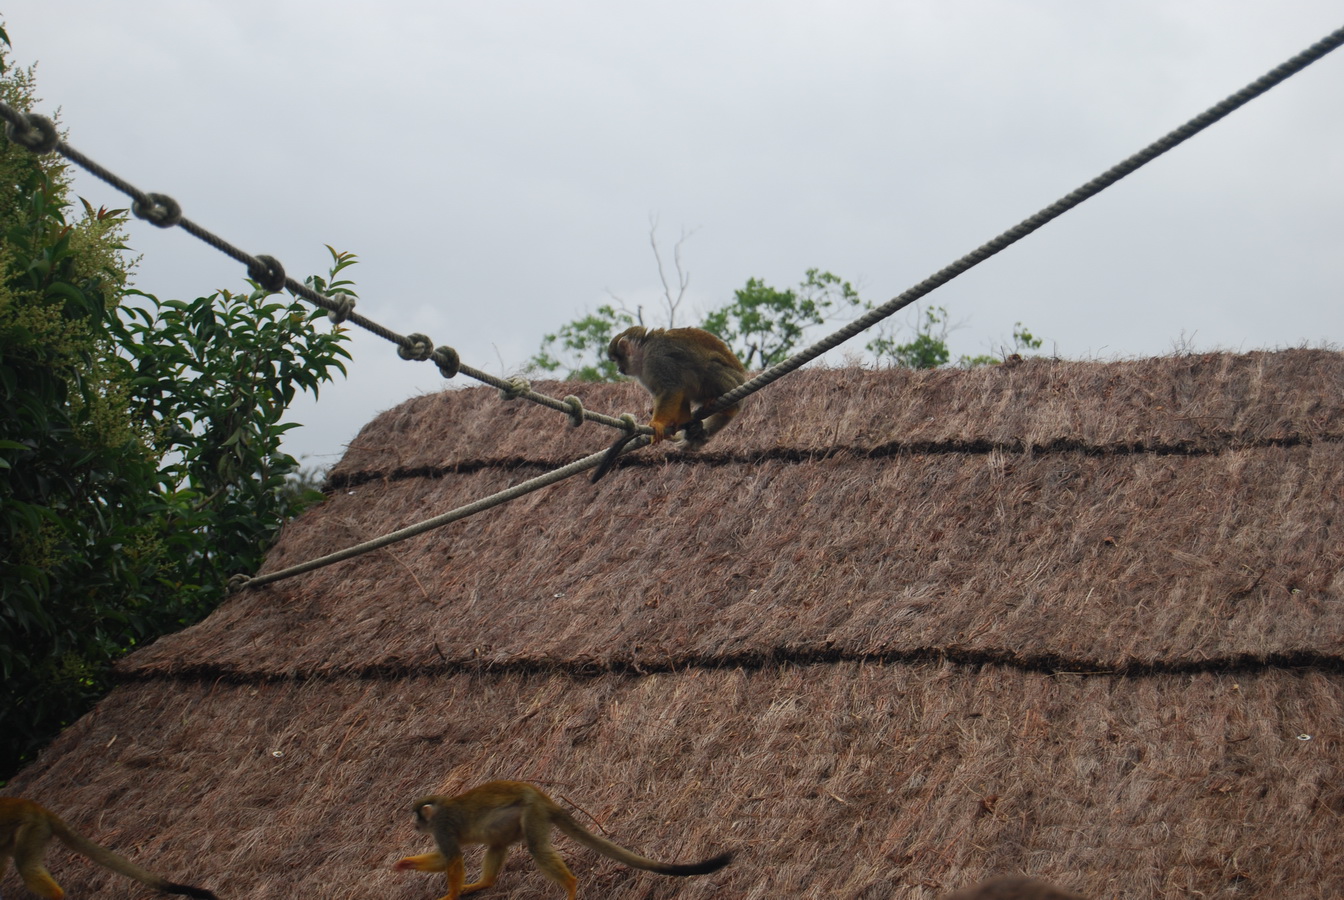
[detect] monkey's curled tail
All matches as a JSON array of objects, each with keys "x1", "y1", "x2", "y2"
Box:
[
  {"x1": 51, "y1": 820, "x2": 220, "y2": 899},
  {"x1": 552, "y1": 811, "x2": 732, "y2": 876}
]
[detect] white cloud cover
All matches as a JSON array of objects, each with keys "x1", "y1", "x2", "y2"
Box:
[{"x1": 4, "y1": 1, "x2": 1341, "y2": 465}]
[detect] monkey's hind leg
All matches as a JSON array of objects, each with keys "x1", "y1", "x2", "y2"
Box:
[
  {"x1": 529, "y1": 848, "x2": 577, "y2": 900},
  {"x1": 676, "y1": 403, "x2": 740, "y2": 451},
  {"x1": 671, "y1": 418, "x2": 710, "y2": 451},
  {"x1": 523, "y1": 814, "x2": 578, "y2": 900},
  {"x1": 13, "y1": 821, "x2": 63, "y2": 900},
  {"x1": 17, "y1": 864, "x2": 64, "y2": 900}
]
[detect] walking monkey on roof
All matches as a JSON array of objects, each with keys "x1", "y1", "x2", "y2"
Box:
[
  {"x1": 393, "y1": 780, "x2": 732, "y2": 900},
  {"x1": 591, "y1": 326, "x2": 748, "y2": 482},
  {"x1": 0, "y1": 797, "x2": 218, "y2": 899}
]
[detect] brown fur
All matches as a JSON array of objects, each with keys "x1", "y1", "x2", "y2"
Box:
[
  {"x1": 0, "y1": 797, "x2": 217, "y2": 900},
  {"x1": 394, "y1": 780, "x2": 731, "y2": 900},
  {"x1": 607, "y1": 326, "x2": 747, "y2": 444},
  {"x1": 592, "y1": 326, "x2": 747, "y2": 481}
]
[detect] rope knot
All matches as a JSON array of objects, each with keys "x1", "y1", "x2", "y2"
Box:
[
  {"x1": 248, "y1": 255, "x2": 287, "y2": 293},
  {"x1": 499, "y1": 377, "x2": 531, "y2": 401},
  {"x1": 325, "y1": 292, "x2": 356, "y2": 324},
  {"x1": 227, "y1": 574, "x2": 253, "y2": 593},
  {"x1": 398, "y1": 333, "x2": 434, "y2": 361},
  {"x1": 562, "y1": 395, "x2": 586, "y2": 428},
  {"x1": 433, "y1": 345, "x2": 461, "y2": 379},
  {"x1": 4, "y1": 112, "x2": 58, "y2": 154},
  {"x1": 132, "y1": 192, "x2": 182, "y2": 228}
]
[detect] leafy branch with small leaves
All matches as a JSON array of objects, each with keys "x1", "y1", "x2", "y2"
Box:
[
  {"x1": 529, "y1": 228, "x2": 1046, "y2": 381},
  {"x1": 0, "y1": 30, "x2": 354, "y2": 776}
]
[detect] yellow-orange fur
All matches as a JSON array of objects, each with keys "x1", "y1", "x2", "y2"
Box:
[
  {"x1": 607, "y1": 326, "x2": 747, "y2": 446},
  {"x1": 591, "y1": 326, "x2": 747, "y2": 481},
  {"x1": 0, "y1": 798, "x2": 217, "y2": 900},
  {"x1": 394, "y1": 780, "x2": 731, "y2": 900}
]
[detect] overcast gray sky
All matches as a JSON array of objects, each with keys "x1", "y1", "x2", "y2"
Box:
[{"x1": 5, "y1": 2, "x2": 1342, "y2": 467}]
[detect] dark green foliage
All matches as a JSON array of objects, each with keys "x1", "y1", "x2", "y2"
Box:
[
  {"x1": 0, "y1": 34, "x2": 352, "y2": 778},
  {"x1": 111, "y1": 252, "x2": 353, "y2": 589}
]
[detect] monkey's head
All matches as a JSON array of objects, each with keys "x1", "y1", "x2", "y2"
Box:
[
  {"x1": 607, "y1": 326, "x2": 649, "y2": 377},
  {"x1": 410, "y1": 797, "x2": 441, "y2": 832}
]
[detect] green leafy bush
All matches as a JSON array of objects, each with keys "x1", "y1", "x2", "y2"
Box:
[{"x1": 0, "y1": 33, "x2": 352, "y2": 778}]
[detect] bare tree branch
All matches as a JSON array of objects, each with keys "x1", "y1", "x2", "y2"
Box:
[{"x1": 648, "y1": 215, "x2": 697, "y2": 327}]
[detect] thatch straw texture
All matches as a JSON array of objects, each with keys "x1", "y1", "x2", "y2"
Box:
[
  {"x1": 6, "y1": 349, "x2": 1343, "y2": 900},
  {"x1": 939, "y1": 876, "x2": 1087, "y2": 899}
]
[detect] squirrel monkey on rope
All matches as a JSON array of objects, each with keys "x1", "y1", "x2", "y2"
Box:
[
  {"x1": 0, "y1": 797, "x2": 218, "y2": 899},
  {"x1": 591, "y1": 326, "x2": 748, "y2": 482},
  {"x1": 393, "y1": 780, "x2": 732, "y2": 900}
]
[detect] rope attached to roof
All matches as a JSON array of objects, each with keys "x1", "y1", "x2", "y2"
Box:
[
  {"x1": 230, "y1": 446, "x2": 616, "y2": 592},
  {"x1": 0, "y1": 102, "x2": 641, "y2": 435},
  {"x1": 5, "y1": 24, "x2": 1341, "y2": 591},
  {"x1": 687, "y1": 23, "x2": 1344, "y2": 423}
]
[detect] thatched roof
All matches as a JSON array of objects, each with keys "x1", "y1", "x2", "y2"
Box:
[{"x1": 8, "y1": 348, "x2": 1344, "y2": 900}]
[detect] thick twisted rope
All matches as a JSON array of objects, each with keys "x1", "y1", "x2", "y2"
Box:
[
  {"x1": 229, "y1": 446, "x2": 616, "y2": 591},
  {"x1": 0, "y1": 104, "x2": 637, "y2": 433},
  {"x1": 693, "y1": 24, "x2": 1344, "y2": 418},
  {"x1": 6, "y1": 23, "x2": 1339, "y2": 589}
]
